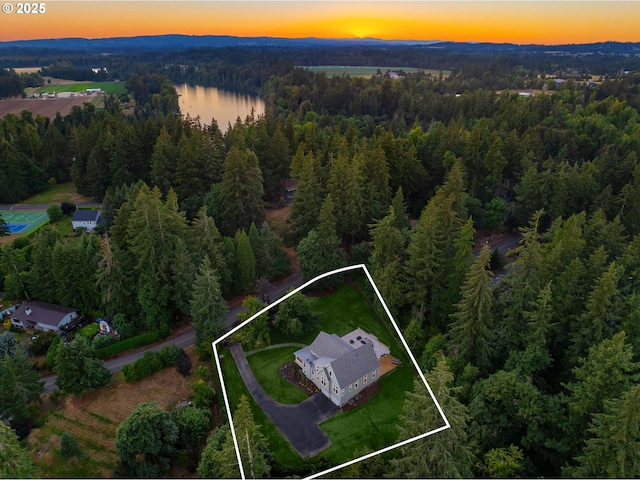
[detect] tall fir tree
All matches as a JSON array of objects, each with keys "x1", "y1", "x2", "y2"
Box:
[
  {"x1": 190, "y1": 256, "x2": 228, "y2": 351},
  {"x1": 569, "y1": 384, "x2": 640, "y2": 478},
  {"x1": 390, "y1": 354, "x2": 474, "y2": 478},
  {"x1": 447, "y1": 245, "x2": 494, "y2": 371},
  {"x1": 220, "y1": 146, "x2": 265, "y2": 236},
  {"x1": 236, "y1": 230, "x2": 257, "y2": 294}
]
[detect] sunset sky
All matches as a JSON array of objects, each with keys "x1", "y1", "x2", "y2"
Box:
[{"x1": 1, "y1": 1, "x2": 639, "y2": 45}]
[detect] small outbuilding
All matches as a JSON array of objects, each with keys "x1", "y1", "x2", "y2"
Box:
[{"x1": 10, "y1": 301, "x2": 78, "y2": 333}]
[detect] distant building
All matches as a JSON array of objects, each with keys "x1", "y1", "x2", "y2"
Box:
[
  {"x1": 284, "y1": 179, "x2": 298, "y2": 204},
  {"x1": 10, "y1": 301, "x2": 78, "y2": 333},
  {"x1": 72, "y1": 209, "x2": 101, "y2": 232},
  {"x1": 294, "y1": 329, "x2": 387, "y2": 407}
]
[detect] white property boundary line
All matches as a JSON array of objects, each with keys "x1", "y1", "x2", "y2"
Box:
[{"x1": 212, "y1": 264, "x2": 451, "y2": 480}]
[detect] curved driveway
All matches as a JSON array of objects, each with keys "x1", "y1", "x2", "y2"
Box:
[{"x1": 229, "y1": 343, "x2": 338, "y2": 458}]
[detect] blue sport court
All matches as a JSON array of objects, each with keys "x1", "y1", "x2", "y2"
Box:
[{"x1": 0, "y1": 211, "x2": 50, "y2": 235}]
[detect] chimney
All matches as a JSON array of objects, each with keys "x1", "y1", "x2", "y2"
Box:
[{"x1": 25, "y1": 308, "x2": 32, "y2": 315}]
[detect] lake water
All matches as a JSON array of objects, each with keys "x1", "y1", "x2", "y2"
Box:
[{"x1": 175, "y1": 83, "x2": 264, "y2": 130}]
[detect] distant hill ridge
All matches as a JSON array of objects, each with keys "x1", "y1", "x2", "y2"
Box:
[{"x1": 1, "y1": 34, "x2": 639, "y2": 55}]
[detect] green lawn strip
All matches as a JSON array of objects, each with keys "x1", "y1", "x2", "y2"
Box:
[
  {"x1": 88, "y1": 411, "x2": 115, "y2": 424},
  {"x1": 246, "y1": 347, "x2": 309, "y2": 404},
  {"x1": 316, "y1": 365, "x2": 416, "y2": 464},
  {"x1": 36, "y1": 81, "x2": 126, "y2": 95},
  {"x1": 219, "y1": 349, "x2": 305, "y2": 472},
  {"x1": 91, "y1": 95, "x2": 105, "y2": 108}
]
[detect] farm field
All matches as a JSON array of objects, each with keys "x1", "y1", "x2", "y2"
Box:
[
  {"x1": 36, "y1": 81, "x2": 126, "y2": 95},
  {"x1": 0, "y1": 96, "x2": 102, "y2": 119},
  {"x1": 302, "y1": 65, "x2": 450, "y2": 77},
  {"x1": 27, "y1": 346, "x2": 206, "y2": 478}
]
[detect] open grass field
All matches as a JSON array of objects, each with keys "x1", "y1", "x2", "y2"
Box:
[
  {"x1": 247, "y1": 347, "x2": 309, "y2": 404},
  {"x1": 17, "y1": 182, "x2": 92, "y2": 205},
  {"x1": 0, "y1": 211, "x2": 49, "y2": 235},
  {"x1": 36, "y1": 81, "x2": 126, "y2": 95},
  {"x1": 303, "y1": 65, "x2": 450, "y2": 78},
  {"x1": 223, "y1": 281, "x2": 426, "y2": 472},
  {"x1": 28, "y1": 346, "x2": 206, "y2": 478}
]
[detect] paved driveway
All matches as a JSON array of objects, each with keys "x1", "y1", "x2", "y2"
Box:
[{"x1": 229, "y1": 343, "x2": 338, "y2": 458}]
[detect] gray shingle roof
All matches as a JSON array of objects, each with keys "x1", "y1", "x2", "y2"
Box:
[
  {"x1": 12, "y1": 301, "x2": 76, "y2": 326},
  {"x1": 330, "y1": 342, "x2": 379, "y2": 387},
  {"x1": 309, "y1": 331, "x2": 353, "y2": 359},
  {"x1": 72, "y1": 209, "x2": 100, "y2": 222}
]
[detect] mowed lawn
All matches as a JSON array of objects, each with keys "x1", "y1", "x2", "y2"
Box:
[
  {"x1": 17, "y1": 182, "x2": 92, "y2": 205},
  {"x1": 36, "y1": 82, "x2": 126, "y2": 95},
  {"x1": 246, "y1": 347, "x2": 308, "y2": 404}
]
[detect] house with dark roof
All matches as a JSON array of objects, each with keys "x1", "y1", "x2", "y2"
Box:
[
  {"x1": 294, "y1": 330, "x2": 383, "y2": 407},
  {"x1": 72, "y1": 209, "x2": 101, "y2": 232},
  {"x1": 10, "y1": 301, "x2": 78, "y2": 333}
]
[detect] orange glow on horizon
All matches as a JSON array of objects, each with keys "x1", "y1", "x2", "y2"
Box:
[{"x1": 0, "y1": 2, "x2": 639, "y2": 45}]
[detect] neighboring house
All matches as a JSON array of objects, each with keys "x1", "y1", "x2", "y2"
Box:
[
  {"x1": 294, "y1": 330, "x2": 384, "y2": 407},
  {"x1": 72, "y1": 209, "x2": 101, "y2": 232},
  {"x1": 10, "y1": 301, "x2": 78, "y2": 333}
]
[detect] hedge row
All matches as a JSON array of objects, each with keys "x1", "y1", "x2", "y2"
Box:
[
  {"x1": 121, "y1": 345, "x2": 183, "y2": 383},
  {"x1": 94, "y1": 331, "x2": 162, "y2": 359}
]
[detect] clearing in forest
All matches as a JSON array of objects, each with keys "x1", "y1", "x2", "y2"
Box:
[{"x1": 215, "y1": 264, "x2": 449, "y2": 480}]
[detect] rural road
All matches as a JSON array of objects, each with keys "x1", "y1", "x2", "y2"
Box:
[
  {"x1": 0, "y1": 202, "x2": 102, "y2": 211},
  {"x1": 42, "y1": 273, "x2": 303, "y2": 392},
  {"x1": 40, "y1": 233, "x2": 523, "y2": 391}
]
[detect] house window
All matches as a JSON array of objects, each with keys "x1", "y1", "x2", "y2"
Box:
[
  {"x1": 296, "y1": 356, "x2": 302, "y2": 364},
  {"x1": 333, "y1": 385, "x2": 339, "y2": 394},
  {"x1": 321, "y1": 376, "x2": 326, "y2": 386},
  {"x1": 316, "y1": 365, "x2": 321, "y2": 373},
  {"x1": 372, "y1": 370, "x2": 376, "y2": 378},
  {"x1": 363, "y1": 375, "x2": 367, "y2": 384},
  {"x1": 329, "y1": 371, "x2": 332, "y2": 376},
  {"x1": 355, "y1": 380, "x2": 359, "y2": 389},
  {"x1": 349, "y1": 385, "x2": 352, "y2": 392},
  {"x1": 316, "y1": 376, "x2": 319, "y2": 381}
]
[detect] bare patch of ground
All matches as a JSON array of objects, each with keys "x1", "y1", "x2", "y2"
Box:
[
  {"x1": 0, "y1": 96, "x2": 95, "y2": 119},
  {"x1": 266, "y1": 205, "x2": 291, "y2": 224}
]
